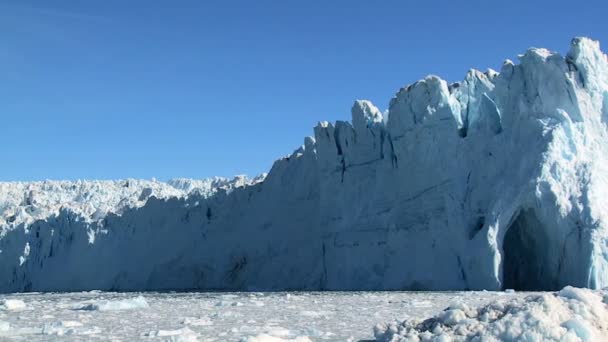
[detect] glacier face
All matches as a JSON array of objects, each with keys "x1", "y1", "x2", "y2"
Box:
[
  {"x1": 0, "y1": 176, "x2": 265, "y2": 233},
  {"x1": 1, "y1": 37, "x2": 608, "y2": 292}
]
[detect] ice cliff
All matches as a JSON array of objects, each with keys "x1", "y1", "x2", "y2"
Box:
[
  {"x1": 0, "y1": 176, "x2": 263, "y2": 232},
  {"x1": 0, "y1": 180, "x2": 180, "y2": 230},
  {"x1": 1, "y1": 37, "x2": 608, "y2": 292}
]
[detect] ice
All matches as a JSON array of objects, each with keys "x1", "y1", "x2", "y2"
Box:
[
  {"x1": 76, "y1": 296, "x2": 149, "y2": 311},
  {"x1": 299, "y1": 310, "x2": 332, "y2": 318},
  {"x1": 1, "y1": 299, "x2": 26, "y2": 311},
  {"x1": 563, "y1": 318, "x2": 593, "y2": 341},
  {"x1": 374, "y1": 286, "x2": 608, "y2": 341},
  {"x1": 242, "y1": 327, "x2": 312, "y2": 342},
  {"x1": 0, "y1": 290, "x2": 512, "y2": 341},
  {"x1": 242, "y1": 334, "x2": 312, "y2": 342},
  {"x1": 7, "y1": 290, "x2": 599, "y2": 341},
  {"x1": 145, "y1": 327, "x2": 199, "y2": 341},
  {"x1": 0, "y1": 175, "x2": 265, "y2": 232},
  {"x1": 0, "y1": 321, "x2": 10, "y2": 332},
  {"x1": 216, "y1": 301, "x2": 244, "y2": 307},
  {"x1": 181, "y1": 316, "x2": 214, "y2": 326},
  {"x1": 0, "y1": 289, "x2": 590, "y2": 341},
  {"x1": 1, "y1": 38, "x2": 608, "y2": 292},
  {"x1": 41, "y1": 321, "x2": 83, "y2": 336}
]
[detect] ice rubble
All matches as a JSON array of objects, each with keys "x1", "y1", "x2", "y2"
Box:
[
  {"x1": 374, "y1": 286, "x2": 608, "y2": 342},
  {"x1": 1, "y1": 37, "x2": 608, "y2": 292}
]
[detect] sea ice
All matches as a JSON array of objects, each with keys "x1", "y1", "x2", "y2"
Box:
[{"x1": 0, "y1": 290, "x2": 558, "y2": 341}]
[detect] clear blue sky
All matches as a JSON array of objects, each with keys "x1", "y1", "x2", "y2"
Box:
[{"x1": 1, "y1": 0, "x2": 606, "y2": 181}]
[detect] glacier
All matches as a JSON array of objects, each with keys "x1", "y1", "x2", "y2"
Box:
[{"x1": 1, "y1": 37, "x2": 608, "y2": 292}]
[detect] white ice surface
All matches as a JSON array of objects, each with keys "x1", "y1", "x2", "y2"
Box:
[
  {"x1": 375, "y1": 287, "x2": 608, "y2": 342},
  {"x1": 0, "y1": 175, "x2": 265, "y2": 233},
  {"x1": 0, "y1": 291, "x2": 528, "y2": 341},
  {"x1": 6, "y1": 289, "x2": 604, "y2": 341},
  {"x1": 1, "y1": 299, "x2": 26, "y2": 311},
  {"x1": 75, "y1": 296, "x2": 149, "y2": 311}
]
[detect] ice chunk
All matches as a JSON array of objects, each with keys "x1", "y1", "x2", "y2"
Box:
[
  {"x1": 1, "y1": 299, "x2": 26, "y2": 311},
  {"x1": 181, "y1": 316, "x2": 213, "y2": 326},
  {"x1": 562, "y1": 318, "x2": 593, "y2": 341},
  {"x1": 242, "y1": 334, "x2": 312, "y2": 342},
  {"x1": 145, "y1": 327, "x2": 199, "y2": 341},
  {"x1": 374, "y1": 287, "x2": 608, "y2": 341},
  {"x1": 0, "y1": 321, "x2": 9, "y2": 332},
  {"x1": 41, "y1": 321, "x2": 84, "y2": 336},
  {"x1": 76, "y1": 296, "x2": 149, "y2": 311}
]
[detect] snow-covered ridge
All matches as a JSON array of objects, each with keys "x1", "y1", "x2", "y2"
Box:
[
  {"x1": 0, "y1": 175, "x2": 266, "y2": 233},
  {"x1": 1, "y1": 37, "x2": 607, "y2": 292}
]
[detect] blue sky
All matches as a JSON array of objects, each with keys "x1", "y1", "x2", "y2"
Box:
[{"x1": 1, "y1": 0, "x2": 607, "y2": 181}]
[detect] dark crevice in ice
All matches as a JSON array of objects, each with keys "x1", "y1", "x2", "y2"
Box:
[{"x1": 502, "y1": 209, "x2": 558, "y2": 291}]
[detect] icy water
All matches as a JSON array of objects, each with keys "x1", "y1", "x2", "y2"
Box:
[{"x1": 0, "y1": 291, "x2": 529, "y2": 341}]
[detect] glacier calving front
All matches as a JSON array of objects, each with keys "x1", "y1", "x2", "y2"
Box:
[{"x1": 1, "y1": 37, "x2": 608, "y2": 292}]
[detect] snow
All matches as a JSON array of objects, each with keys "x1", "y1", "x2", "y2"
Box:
[
  {"x1": 374, "y1": 286, "x2": 608, "y2": 342},
  {"x1": 0, "y1": 37, "x2": 608, "y2": 292}
]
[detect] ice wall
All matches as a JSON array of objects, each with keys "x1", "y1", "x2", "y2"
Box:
[{"x1": 1, "y1": 37, "x2": 607, "y2": 292}]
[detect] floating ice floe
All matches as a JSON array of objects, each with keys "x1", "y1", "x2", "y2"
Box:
[
  {"x1": 0, "y1": 321, "x2": 10, "y2": 332},
  {"x1": 242, "y1": 334, "x2": 312, "y2": 342},
  {"x1": 181, "y1": 316, "x2": 214, "y2": 326},
  {"x1": 0, "y1": 299, "x2": 26, "y2": 311},
  {"x1": 242, "y1": 326, "x2": 313, "y2": 342},
  {"x1": 76, "y1": 296, "x2": 149, "y2": 311},
  {"x1": 144, "y1": 327, "x2": 199, "y2": 341}
]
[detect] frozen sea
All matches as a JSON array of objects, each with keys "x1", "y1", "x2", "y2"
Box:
[{"x1": 0, "y1": 290, "x2": 532, "y2": 341}]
